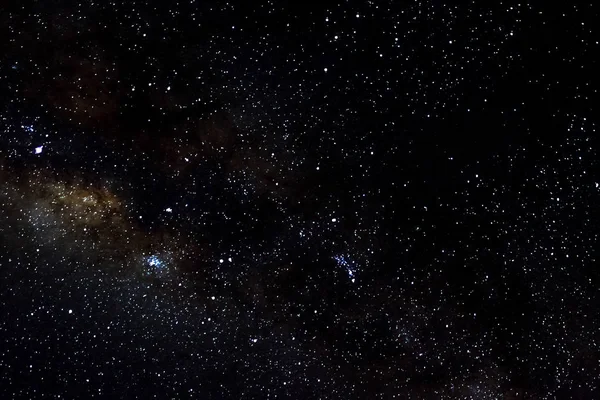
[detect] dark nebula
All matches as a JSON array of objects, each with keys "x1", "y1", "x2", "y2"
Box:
[{"x1": 1, "y1": 1, "x2": 599, "y2": 399}]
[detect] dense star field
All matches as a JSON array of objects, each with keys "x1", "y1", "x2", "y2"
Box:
[{"x1": 0, "y1": 1, "x2": 598, "y2": 399}]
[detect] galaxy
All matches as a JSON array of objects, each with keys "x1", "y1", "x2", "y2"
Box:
[{"x1": 0, "y1": 2, "x2": 598, "y2": 399}]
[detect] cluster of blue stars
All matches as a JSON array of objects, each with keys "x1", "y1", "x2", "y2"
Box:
[
  {"x1": 333, "y1": 254, "x2": 357, "y2": 283},
  {"x1": 144, "y1": 255, "x2": 166, "y2": 275}
]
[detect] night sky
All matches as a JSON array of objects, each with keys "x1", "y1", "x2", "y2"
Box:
[{"x1": 0, "y1": 1, "x2": 599, "y2": 399}]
